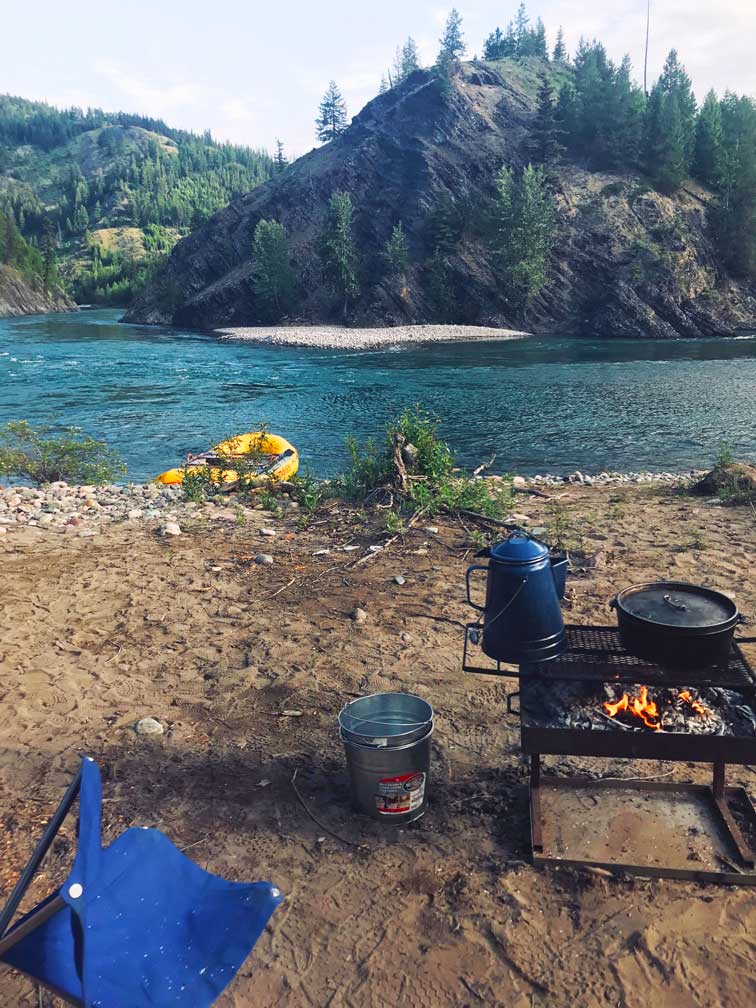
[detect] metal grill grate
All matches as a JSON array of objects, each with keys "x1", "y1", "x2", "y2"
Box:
[{"x1": 523, "y1": 625, "x2": 756, "y2": 690}]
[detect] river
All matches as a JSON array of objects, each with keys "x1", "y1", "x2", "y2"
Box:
[{"x1": 1, "y1": 309, "x2": 755, "y2": 481}]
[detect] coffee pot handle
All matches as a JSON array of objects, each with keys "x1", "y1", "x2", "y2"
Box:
[{"x1": 466, "y1": 564, "x2": 488, "y2": 612}]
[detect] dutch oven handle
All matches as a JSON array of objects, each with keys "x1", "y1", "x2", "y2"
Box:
[
  {"x1": 466, "y1": 564, "x2": 488, "y2": 613},
  {"x1": 609, "y1": 595, "x2": 618, "y2": 610}
]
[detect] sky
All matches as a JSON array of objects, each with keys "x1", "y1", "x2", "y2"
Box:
[{"x1": 4, "y1": 1, "x2": 755, "y2": 158}]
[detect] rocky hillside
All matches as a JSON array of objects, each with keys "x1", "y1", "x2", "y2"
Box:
[
  {"x1": 126, "y1": 60, "x2": 756, "y2": 338},
  {"x1": 0, "y1": 264, "x2": 76, "y2": 317}
]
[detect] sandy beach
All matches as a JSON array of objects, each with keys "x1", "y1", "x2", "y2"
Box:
[
  {"x1": 1, "y1": 482, "x2": 755, "y2": 1006},
  {"x1": 215, "y1": 323, "x2": 530, "y2": 350}
]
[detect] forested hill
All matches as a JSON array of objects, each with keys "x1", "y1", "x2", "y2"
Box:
[
  {"x1": 0, "y1": 95, "x2": 274, "y2": 306},
  {"x1": 127, "y1": 17, "x2": 756, "y2": 339}
]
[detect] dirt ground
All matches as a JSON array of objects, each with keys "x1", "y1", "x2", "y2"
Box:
[{"x1": 1, "y1": 484, "x2": 756, "y2": 1007}]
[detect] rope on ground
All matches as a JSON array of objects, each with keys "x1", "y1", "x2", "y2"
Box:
[{"x1": 290, "y1": 768, "x2": 368, "y2": 851}]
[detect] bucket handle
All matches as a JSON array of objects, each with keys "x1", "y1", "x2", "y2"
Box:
[{"x1": 340, "y1": 713, "x2": 432, "y2": 728}]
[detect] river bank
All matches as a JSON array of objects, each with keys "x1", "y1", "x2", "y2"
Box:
[
  {"x1": 0, "y1": 469, "x2": 707, "y2": 536},
  {"x1": 1, "y1": 480, "x2": 755, "y2": 1007},
  {"x1": 215, "y1": 323, "x2": 529, "y2": 350}
]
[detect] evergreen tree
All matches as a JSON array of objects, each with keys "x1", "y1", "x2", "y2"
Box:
[
  {"x1": 41, "y1": 224, "x2": 57, "y2": 290},
  {"x1": 274, "y1": 139, "x2": 288, "y2": 173},
  {"x1": 316, "y1": 82, "x2": 348, "y2": 143},
  {"x1": 712, "y1": 93, "x2": 756, "y2": 276},
  {"x1": 552, "y1": 26, "x2": 567, "y2": 62},
  {"x1": 492, "y1": 163, "x2": 557, "y2": 313},
  {"x1": 252, "y1": 219, "x2": 295, "y2": 320},
  {"x1": 436, "y1": 9, "x2": 465, "y2": 68},
  {"x1": 532, "y1": 18, "x2": 548, "y2": 59},
  {"x1": 379, "y1": 75, "x2": 390, "y2": 95},
  {"x1": 530, "y1": 74, "x2": 561, "y2": 165},
  {"x1": 693, "y1": 90, "x2": 724, "y2": 187},
  {"x1": 384, "y1": 221, "x2": 410, "y2": 277},
  {"x1": 320, "y1": 191, "x2": 360, "y2": 315},
  {"x1": 514, "y1": 3, "x2": 529, "y2": 54},
  {"x1": 645, "y1": 84, "x2": 687, "y2": 193},
  {"x1": 484, "y1": 28, "x2": 504, "y2": 60},
  {"x1": 658, "y1": 50, "x2": 697, "y2": 160},
  {"x1": 394, "y1": 38, "x2": 420, "y2": 82}
]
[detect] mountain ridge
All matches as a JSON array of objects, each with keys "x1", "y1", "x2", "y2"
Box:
[{"x1": 119, "y1": 58, "x2": 754, "y2": 337}]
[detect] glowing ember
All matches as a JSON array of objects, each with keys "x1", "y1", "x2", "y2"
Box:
[
  {"x1": 678, "y1": 690, "x2": 709, "y2": 717},
  {"x1": 604, "y1": 686, "x2": 662, "y2": 731}
]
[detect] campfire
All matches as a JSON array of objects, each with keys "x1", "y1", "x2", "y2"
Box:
[{"x1": 603, "y1": 686, "x2": 710, "y2": 732}]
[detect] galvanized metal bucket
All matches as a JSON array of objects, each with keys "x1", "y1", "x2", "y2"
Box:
[{"x1": 338, "y1": 692, "x2": 434, "y2": 823}]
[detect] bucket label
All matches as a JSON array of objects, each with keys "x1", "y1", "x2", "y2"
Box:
[{"x1": 375, "y1": 772, "x2": 426, "y2": 815}]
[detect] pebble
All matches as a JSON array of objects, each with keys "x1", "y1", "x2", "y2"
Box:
[
  {"x1": 163, "y1": 521, "x2": 182, "y2": 536},
  {"x1": 351, "y1": 607, "x2": 368, "y2": 624},
  {"x1": 393, "y1": 575, "x2": 406, "y2": 585},
  {"x1": 135, "y1": 717, "x2": 164, "y2": 736},
  {"x1": 255, "y1": 553, "x2": 274, "y2": 565},
  {"x1": 425, "y1": 526, "x2": 439, "y2": 534},
  {"x1": 260, "y1": 528, "x2": 277, "y2": 537}
]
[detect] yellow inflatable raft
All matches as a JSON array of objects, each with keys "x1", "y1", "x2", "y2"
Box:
[{"x1": 155, "y1": 431, "x2": 299, "y2": 488}]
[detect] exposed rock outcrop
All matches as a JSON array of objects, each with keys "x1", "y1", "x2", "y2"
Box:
[
  {"x1": 0, "y1": 265, "x2": 77, "y2": 318},
  {"x1": 125, "y1": 61, "x2": 756, "y2": 338}
]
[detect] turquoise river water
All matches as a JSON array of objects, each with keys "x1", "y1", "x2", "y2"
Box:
[{"x1": 1, "y1": 309, "x2": 755, "y2": 482}]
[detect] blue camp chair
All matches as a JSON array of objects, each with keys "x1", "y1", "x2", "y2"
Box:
[{"x1": 0, "y1": 757, "x2": 282, "y2": 1006}]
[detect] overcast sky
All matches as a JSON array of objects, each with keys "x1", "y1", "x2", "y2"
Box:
[{"x1": 4, "y1": 1, "x2": 755, "y2": 158}]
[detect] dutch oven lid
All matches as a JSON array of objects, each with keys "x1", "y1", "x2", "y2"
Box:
[
  {"x1": 616, "y1": 581, "x2": 737, "y2": 629},
  {"x1": 490, "y1": 531, "x2": 549, "y2": 564}
]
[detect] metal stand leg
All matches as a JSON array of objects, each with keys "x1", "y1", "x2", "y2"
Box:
[
  {"x1": 710, "y1": 762, "x2": 755, "y2": 869},
  {"x1": 530, "y1": 754, "x2": 543, "y2": 854}
]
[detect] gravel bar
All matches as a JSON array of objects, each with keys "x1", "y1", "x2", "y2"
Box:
[{"x1": 215, "y1": 324, "x2": 530, "y2": 350}]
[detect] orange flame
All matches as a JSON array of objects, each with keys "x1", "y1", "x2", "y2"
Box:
[
  {"x1": 678, "y1": 691, "x2": 708, "y2": 716},
  {"x1": 604, "y1": 686, "x2": 662, "y2": 731}
]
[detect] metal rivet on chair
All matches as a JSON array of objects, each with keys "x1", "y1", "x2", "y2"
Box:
[{"x1": 68, "y1": 883, "x2": 83, "y2": 899}]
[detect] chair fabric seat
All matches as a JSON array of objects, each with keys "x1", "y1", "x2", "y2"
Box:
[{"x1": 1, "y1": 758, "x2": 282, "y2": 1006}]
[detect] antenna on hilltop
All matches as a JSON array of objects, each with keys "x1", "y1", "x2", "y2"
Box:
[{"x1": 643, "y1": 0, "x2": 651, "y2": 95}]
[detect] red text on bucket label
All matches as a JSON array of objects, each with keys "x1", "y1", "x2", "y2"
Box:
[{"x1": 375, "y1": 772, "x2": 426, "y2": 815}]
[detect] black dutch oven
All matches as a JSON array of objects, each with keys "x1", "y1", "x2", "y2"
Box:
[{"x1": 610, "y1": 581, "x2": 755, "y2": 668}]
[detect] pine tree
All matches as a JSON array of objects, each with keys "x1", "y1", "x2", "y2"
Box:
[
  {"x1": 316, "y1": 82, "x2": 348, "y2": 143},
  {"x1": 379, "y1": 74, "x2": 389, "y2": 95},
  {"x1": 645, "y1": 85, "x2": 687, "y2": 193},
  {"x1": 394, "y1": 38, "x2": 420, "y2": 82},
  {"x1": 320, "y1": 191, "x2": 360, "y2": 315},
  {"x1": 530, "y1": 74, "x2": 561, "y2": 165},
  {"x1": 484, "y1": 28, "x2": 504, "y2": 60},
  {"x1": 436, "y1": 9, "x2": 465, "y2": 68},
  {"x1": 41, "y1": 224, "x2": 57, "y2": 291},
  {"x1": 658, "y1": 50, "x2": 697, "y2": 161},
  {"x1": 712, "y1": 93, "x2": 756, "y2": 277},
  {"x1": 552, "y1": 27, "x2": 567, "y2": 62},
  {"x1": 693, "y1": 90, "x2": 724, "y2": 187},
  {"x1": 532, "y1": 18, "x2": 548, "y2": 59},
  {"x1": 492, "y1": 163, "x2": 557, "y2": 313},
  {"x1": 274, "y1": 139, "x2": 288, "y2": 173},
  {"x1": 252, "y1": 219, "x2": 296, "y2": 320},
  {"x1": 514, "y1": 3, "x2": 529, "y2": 55},
  {"x1": 384, "y1": 221, "x2": 410, "y2": 277}
]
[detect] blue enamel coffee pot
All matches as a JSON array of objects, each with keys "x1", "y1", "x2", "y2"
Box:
[{"x1": 466, "y1": 531, "x2": 567, "y2": 664}]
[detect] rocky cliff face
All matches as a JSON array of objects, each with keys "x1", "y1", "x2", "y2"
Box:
[
  {"x1": 0, "y1": 265, "x2": 77, "y2": 318},
  {"x1": 126, "y1": 61, "x2": 756, "y2": 338}
]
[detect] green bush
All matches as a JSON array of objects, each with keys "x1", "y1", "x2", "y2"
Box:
[
  {"x1": 0, "y1": 420, "x2": 126, "y2": 485},
  {"x1": 334, "y1": 406, "x2": 513, "y2": 520}
]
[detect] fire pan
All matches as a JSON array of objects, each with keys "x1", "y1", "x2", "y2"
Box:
[{"x1": 529, "y1": 768, "x2": 756, "y2": 885}]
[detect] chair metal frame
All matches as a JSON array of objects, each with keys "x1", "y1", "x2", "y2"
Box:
[{"x1": 0, "y1": 767, "x2": 84, "y2": 1005}]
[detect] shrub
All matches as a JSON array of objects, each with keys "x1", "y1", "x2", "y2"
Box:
[
  {"x1": 0, "y1": 420, "x2": 126, "y2": 485},
  {"x1": 334, "y1": 406, "x2": 513, "y2": 520}
]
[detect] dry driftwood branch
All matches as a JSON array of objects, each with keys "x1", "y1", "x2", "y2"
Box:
[
  {"x1": 472, "y1": 454, "x2": 497, "y2": 478},
  {"x1": 391, "y1": 432, "x2": 409, "y2": 493}
]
